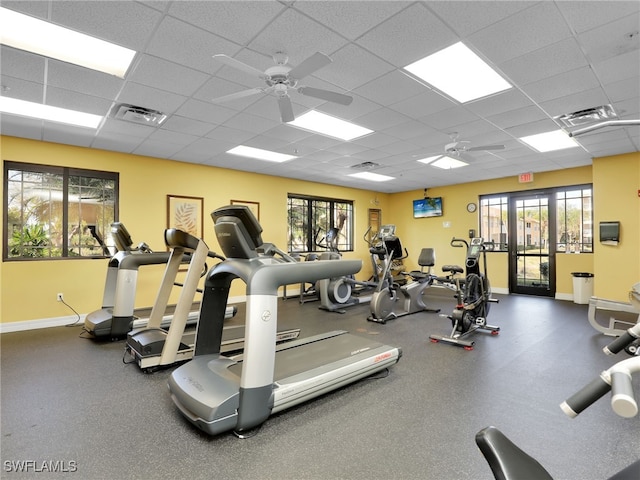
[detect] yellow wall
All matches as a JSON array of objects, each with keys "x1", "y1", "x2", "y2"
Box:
[
  {"x1": 0, "y1": 136, "x2": 388, "y2": 323},
  {"x1": 388, "y1": 166, "x2": 594, "y2": 295},
  {"x1": 592, "y1": 152, "x2": 640, "y2": 302},
  {"x1": 1, "y1": 135, "x2": 638, "y2": 324}
]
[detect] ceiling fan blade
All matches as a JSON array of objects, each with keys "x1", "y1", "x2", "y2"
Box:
[
  {"x1": 278, "y1": 95, "x2": 295, "y2": 123},
  {"x1": 212, "y1": 54, "x2": 265, "y2": 78},
  {"x1": 467, "y1": 144, "x2": 505, "y2": 151},
  {"x1": 211, "y1": 87, "x2": 266, "y2": 104},
  {"x1": 288, "y1": 52, "x2": 332, "y2": 80},
  {"x1": 297, "y1": 86, "x2": 353, "y2": 105}
]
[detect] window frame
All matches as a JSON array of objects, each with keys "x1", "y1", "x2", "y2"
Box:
[
  {"x1": 479, "y1": 184, "x2": 593, "y2": 254},
  {"x1": 3, "y1": 161, "x2": 119, "y2": 261},
  {"x1": 287, "y1": 193, "x2": 354, "y2": 254}
]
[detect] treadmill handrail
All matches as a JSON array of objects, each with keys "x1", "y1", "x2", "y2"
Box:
[{"x1": 209, "y1": 257, "x2": 363, "y2": 296}]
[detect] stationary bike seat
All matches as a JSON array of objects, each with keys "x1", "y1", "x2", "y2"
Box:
[{"x1": 442, "y1": 265, "x2": 464, "y2": 275}]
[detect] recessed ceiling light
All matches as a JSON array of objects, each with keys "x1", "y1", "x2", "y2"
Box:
[
  {"x1": 0, "y1": 7, "x2": 136, "y2": 78},
  {"x1": 348, "y1": 171, "x2": 394, "y2": 182},
  {"x1": 227, "y1": 145, "x2": 297, "y2": 162},
  {"x1": 404, "y1": 42, "x2": 512, "y2": 103},
  {"x1": 0, "y1": 96, "x2": 102, "y2": 128},
  {"x1": 519, "y1": 130, "x2": 580, "y2": 152},
  {"x1": 288, "y1": 110, "x2": 373, "y2": 141},
  {"x1": 416, "y1": 155, "x2": 442, "y2": 165},
  {"x1": 431, "y1": 156, "x2": 468, "y2": 169}
]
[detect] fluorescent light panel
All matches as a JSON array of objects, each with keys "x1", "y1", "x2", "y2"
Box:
[
  {"x1": 404, "y1": 42, "x2": 512, "y2": 103},
  {"x1": 227, "y1": 145, "x2": 296, "y2": 163},
  {"x1": 0, "y1": 96, "x2": 102, "y2": 128},
  {"x1": 519, "y1": 130, "x2": 580, "y2": 152},
  {"x1": 288, "y1": 110, "x2": 373, "y2": 141},
  {"x1": 0, "y1": 7, "x2": 136, "y2": 78},
  {"x1": 432, "y1": 156, "x2": 468, "y2": 169},
  {"x1": 348, "y1": 172, "x2": 394, "y2": 182},
  {"x1": 416, "y1": 155, "x2": 442, "y2": 165}
]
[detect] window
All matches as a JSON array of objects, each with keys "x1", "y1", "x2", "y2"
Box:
[
  {"x1": 4, "y1": 161, "x2": 118, "y2": 260},
  {"x1": 480, "y1": 185, "x2": 593, "y2": 254},
  {"x1": 479, "y1": 195, "x2": 508, "y2": 251},
  {"x1": 287, "y1": 194, "x2": 353, "y2": 253},
  {"x1": 556, "y1": 187, "x2": 592, "y2": 253}
]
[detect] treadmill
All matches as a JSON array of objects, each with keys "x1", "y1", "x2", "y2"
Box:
[
  {"x1": 125, "y1": 228, "x2": 300, "y2": 372},
  {"x1": 168, "y1": 205, "x2": 402, "y2": 436},
  {"x1": 84, "y1": 223, "x2": 237, "y2": 339}
]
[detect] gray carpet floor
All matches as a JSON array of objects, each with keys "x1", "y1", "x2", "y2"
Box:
[{"x1": 1, "y1": 290, "x2": 638, "y2": 480}]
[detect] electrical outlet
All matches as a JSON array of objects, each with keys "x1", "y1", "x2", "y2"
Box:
[{"x1": 57, "y1": 293, "x2": 64, "y2": 302}]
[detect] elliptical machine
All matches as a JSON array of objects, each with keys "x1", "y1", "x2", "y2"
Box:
[
  {"x1": 316, "y1": 226, "x2": 381, "y2": 313},
  {"x1": 429, "y1": 237, "x2": 500, "y2": 350},
  {"x1": 367, "y1": 226, "x2": 440, "y2": 324}
]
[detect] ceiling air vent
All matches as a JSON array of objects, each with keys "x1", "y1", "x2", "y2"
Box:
[
  {"x1": 350, "y1": 161, "x2": 380, "y2": 170},
  {"x1": 112, "y1": 104, "x2": 167, "y2": 126},
  {"x1": 555, "y1": 104, "x2": 617, "y2": 128}
]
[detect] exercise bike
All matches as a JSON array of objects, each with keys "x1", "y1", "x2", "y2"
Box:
[
  {"x1": 367, "y1": 226, "x2": 440, "y2": 324},
  {"x1": 429, "y1": 237, "x2": 499, "y2": 350}
]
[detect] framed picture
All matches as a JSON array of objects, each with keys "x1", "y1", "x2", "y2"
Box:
[
  {"x1": 230, "y1": 199, "x2": 260, "y2": 220},
  {"x1": 167, "y1": 195, "x2": 204, "y2": 238}
]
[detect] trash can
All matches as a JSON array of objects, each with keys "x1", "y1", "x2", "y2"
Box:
[{"x1": 571, "y1": 272, "x2": 594, "y2": 304}]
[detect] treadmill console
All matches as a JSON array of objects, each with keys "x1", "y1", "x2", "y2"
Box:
[{"x1": 212, "y1": 205, "x2": 264, "y2": 259}]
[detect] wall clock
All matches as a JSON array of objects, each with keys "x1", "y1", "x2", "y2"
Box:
[{"x1": 466, "y1": 202, "x2": 477, "y2": 213}]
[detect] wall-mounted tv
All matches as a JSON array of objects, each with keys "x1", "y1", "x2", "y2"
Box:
[
  {"x1": 599, "y1": 221, "x2": 620, "y2": 245},
  {"x1": 413, "y1": 197, "x2": 443, "y2": 218}
]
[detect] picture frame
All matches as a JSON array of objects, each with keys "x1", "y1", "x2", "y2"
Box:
[
  {"x1": 166, "y1": 195, "x2": 204, "y2": 238},
  {"x1": 230, "y1": 199, "x2": 260, "y2": 220}
]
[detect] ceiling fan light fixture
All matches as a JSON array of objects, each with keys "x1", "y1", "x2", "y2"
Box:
[
  {"x1": 519, "y1": 130, "x2": 580, "y2": 152},
  {"x1": 348, "y1": 171, "x2": 394, "y2": 182},
  {"x1": 288, "y1": 110, "x2": 372, "y2": 141},
  {"x1": 431, "y1": 155, "x2": 468, "y2": 169},
  {"x1": 0, "y1": 7, "x2": 136, "y2": 78},
  {"x1": 227, "y1": 145, "x2": 297, "y2": 163},
  {"x1": 403, "y1": 42, "x2": 512, "y2": 103}
]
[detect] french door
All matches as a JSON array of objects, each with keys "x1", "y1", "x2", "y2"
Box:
[{"x1": 509, "y1": 193, "x2": 556, "y2": 297}]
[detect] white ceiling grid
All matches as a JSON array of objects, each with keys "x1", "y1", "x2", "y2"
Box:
[{"x1": 0, "y1": 0, "x2": 638, "y2": 193}]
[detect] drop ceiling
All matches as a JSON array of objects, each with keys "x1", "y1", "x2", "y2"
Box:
[{"x1": 1, "y1": 0, "x2": 638, "y2": 193}]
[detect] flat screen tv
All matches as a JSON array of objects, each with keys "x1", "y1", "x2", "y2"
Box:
[
  {"x1": 599, "y1": 221, "x2": 620, "y2": 244},
  {"x1": 413, "y1": 197, "x2": 443, "y2": 218}
]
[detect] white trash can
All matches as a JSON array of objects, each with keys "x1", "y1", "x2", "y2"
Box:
[{"x1": 571, "y1": 272, "x2": 594, "y2": 304}]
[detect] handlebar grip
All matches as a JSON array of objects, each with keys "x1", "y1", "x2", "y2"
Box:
[
  {"x1": 610, "y1": 371, "x2": 638, "y2": 418},
  {"x1": 560, "y1": 375, "x2": 611, "y2": 418},
  {"x1": 604, "y1": 331, "x2": 638, "y2": 355}
]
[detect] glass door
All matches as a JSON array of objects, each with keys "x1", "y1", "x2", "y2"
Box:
[{"x1": 509, "y1": 194, "x2": 555, "y2": 297}]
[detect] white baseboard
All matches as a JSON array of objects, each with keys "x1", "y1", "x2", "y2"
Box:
[
  {"x1": 555, "y1": 293, "x2": 574, "y2": 301},
  {"x1": 0, "y1": 296, "x2": 258, "y2": 334},
  {"x1": 1, "y1": 314, "x2": 87, "y2": 333}
]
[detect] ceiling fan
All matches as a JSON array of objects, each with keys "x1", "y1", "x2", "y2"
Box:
[
  {"x1": 430, "y1": 133, "x2": 505, "y2": 163},
  {"x1": 211, "y1": 51, "x2": 353, "y2": 123}
]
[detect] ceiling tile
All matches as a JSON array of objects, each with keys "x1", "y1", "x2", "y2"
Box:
[
  {"x1": 247, "y1": 8, "x2": 348, "y2": 62},
  {"x1": 146, "y1": 16, "x2": 241, "y2": 74},
  {"x1": 313, "y1": 44, "x2": 395, "y2": 91},
  {"x1": 576, "y1": 12, "x2": 640, "y2": 63},
  {"x1": 293, "y1": 1, "x2": 410, "y2": 40},
  {"x1": 468, "y1": 2, "x2": 573, "y2": 64},
  {"x1": 51, "y1": 0, "x2": 163, "y2": 51},
  {"x1": 426, "y1": 1, "x2": 539, "y2": 37},
  {"x1": 167, "y1": 0, "x2": 285, "y2": 45},
  {"x1": 128, "y1": 55, "x2": 209, "y2": 97},
  {"x1": 356, "y1": 3, "x2": 459, "y2": 67},
  {"x1": 556, "y1": 0, "x2": 640, "y2": 34},
  {"x1": 499, "y1": 37, "x2": 588, "y2": 86}
]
